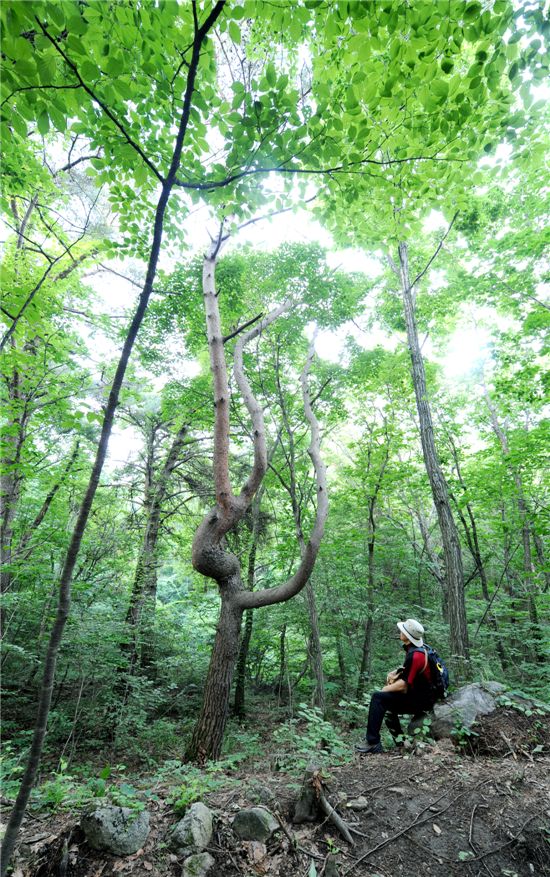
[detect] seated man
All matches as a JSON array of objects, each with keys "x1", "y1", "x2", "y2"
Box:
[{"x1": 355, "y1": 618, "x2": 434, "y2": 755}]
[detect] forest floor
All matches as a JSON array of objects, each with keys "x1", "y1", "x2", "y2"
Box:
[{"x1": 5, "y1": 707, "x2": 550, "y2": 877}]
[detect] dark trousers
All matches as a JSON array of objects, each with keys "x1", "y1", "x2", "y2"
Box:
[{"x1": 366, "y1": 690, "x2": 430, "y2": 745}]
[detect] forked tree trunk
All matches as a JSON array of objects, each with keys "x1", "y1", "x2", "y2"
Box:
[
  {"x1": 186, "y1": 237, "x2": 328, "y2": 763},
  {"x1": 397, "y1": 241, "x2": 469, "y2": 671}
]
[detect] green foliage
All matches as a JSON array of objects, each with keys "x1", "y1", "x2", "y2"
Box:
[
  {"x1": 451, "y1": 720, "x2": 480, "y2": 749},
  {"x1": 272, "y1": 705, "x2": 351, "y2": 771},
  {"x1": 1, "y1": 754, "x2": 145, "y2": 815},
  {"x1": 168, "y1": 759, "x2": 243, "y2": 815},
  {"x1": 1, "y1": 0, "x2": 548, "y2": 793}
]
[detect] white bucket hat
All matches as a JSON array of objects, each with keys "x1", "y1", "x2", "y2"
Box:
[{"x1": 397, "y1": 618, "x2": 424, "y2": 647}]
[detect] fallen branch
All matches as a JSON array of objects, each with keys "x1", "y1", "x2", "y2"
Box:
[
  {"x1": 318, "y1": 790, "x2": 355, "y2": 846},
  {"x1": 273, "y1": 810, "x2": 299, "y2": 857}
]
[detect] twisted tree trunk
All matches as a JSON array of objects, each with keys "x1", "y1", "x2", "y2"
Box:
[{"x1": 186, "y1": 237, "x2": 328, "y2": 762}]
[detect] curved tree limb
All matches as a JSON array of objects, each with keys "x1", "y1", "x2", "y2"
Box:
[
  {"x1": 233, "y1": 301, "x2": 290, "y2": 504},
  {"x1": 238, "y1": 330, "x2": 328, "y2": 609}
]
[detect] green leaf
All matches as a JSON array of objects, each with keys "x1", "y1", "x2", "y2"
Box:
[
  {"x1": 49, "y1": 106, "x2": 66, "y2": 132},
  {"x1": 81, "y1": 61, "x2": 100, "y2": 81},
  {"x1": 464, "y1": 3, "x2": 482, "y2": 21},
  {"x1": 432, "y1": 79, "x2": 449, "y2": 99},
  {"x1": 265, "y1": 63, "x2": 276, "y2": 88},
  {"x1": 228, "y1": 21, "x2": 241, "y2": 44},
  {"x1": 36, "y1": 110, "x2": 49, "y2": 135}
]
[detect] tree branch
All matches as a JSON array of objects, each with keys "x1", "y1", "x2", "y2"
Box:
[
  {"x1": 239, "y1": 330, "x2": 328, "y2": 609},
  {"x1": 410, "y1": 211, "x2": 458, "y2": 289},
  {"x1": 35, "y1": 18, "x2": 165, "y2": 184},
  {"x1": 233, "y1": 302, "x2": 290, "y2": 504},
  {"x1": 223, "y1": 312, "x2": 264, "y2": 344}
]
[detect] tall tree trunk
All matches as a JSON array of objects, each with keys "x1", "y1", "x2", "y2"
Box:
[
  {"x1": 533, "y1": 532, "x2": 550, "y2": 592},
  {"x1": 233, "y1": 504, "x2": 260, "y2": 719},
  {"x1": 336, "y1": 635, "x2": 347, "y2": 694},
  {"x1": 0, "y1": 353, "x2": 30, "y2": 629},
  {"x1": 124, "y1": 420, "x2": 189, "y2": 672},
  {"x1": 304, "y1": 580, "x2": 325, "y2": 712},
  {"x1": 186, "y1": 579, "x2": 245, "y2": 762},
  {"x1": 234, "y1": 443, "x2": 278, "y2": 718},
  {"x1": 274, "y1": 355, "x2": 325, "y2": 712},
  {"x1": 186, "y1": 243, "x2": 327, "y2": 762},
  {"x1": 0, "y1": 7, "x2": 226, "y2": 869},
  {"x1": 482, "y1": 383, "x2": 543, "y2": 661},
  {"x1": 357, "y1": 435, "x2": 388, "y2": 699},
  {"x1": 415, "y1": 509, "x2": 447, "y2": 618},
  {"x1": 397, "y1": 241, "x2": 469, "y2": 670},
  {"x1": 277, "y1": 623, "x2": 287, "y2": 704},
  {"x1": 447, "y1": 435, "x2": 507, "y2": 669}
]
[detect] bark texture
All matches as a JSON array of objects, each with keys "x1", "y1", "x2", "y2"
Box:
[{"x1": 397, "y1": 241, "x2": 469, "y2": 669}]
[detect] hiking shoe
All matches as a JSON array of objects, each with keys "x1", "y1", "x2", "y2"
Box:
[{"x1": 354, "y1": 742, "x2": 383, "y2": 754}]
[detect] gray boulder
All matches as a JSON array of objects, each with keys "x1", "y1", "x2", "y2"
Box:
[
  {"x1": 232, "y1": 806, "x2": 279, "y2": 842},
  {"x1": 171, "y1": 802, "x2": 213, "y2": 853},
  {"x1": 182, "y1": 851, "x2": 215, "y2": 877},
  {"x1": 430, "y1": 682, "x2": 506, "y2": 739},
  {"x1": 81, "y1": 806, "x2": 150, "y2": 855}
]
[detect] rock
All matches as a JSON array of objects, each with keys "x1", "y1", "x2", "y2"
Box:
[
  {"x1": 247, "y1": 781, "x2": 277, "y2": 808},
  {"x1": 171, "y1": 802, "x2": 213, "y2": 853},
  {"x1": 182, "y1": 851, "x2": 215, "y2": 877},
  {"x1": 81, "y1": 806, "x2": 150, "y2": 855},
  {"x1": 347, "y1": 796, "x2": 371, "y2": 811},
  {"x1": 430, "y1": 682, "x2": 505, "y2": 739},
  {"x1": 325, "y1": 853, "x2": 340, "y2": 876},
  {"x1": 232, "y1": 806, "x2": 279, "y2": 842}
]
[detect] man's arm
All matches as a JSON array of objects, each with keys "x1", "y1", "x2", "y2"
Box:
[{"x1": 382, "y1": 678, "x2": 407, "y2": 693}]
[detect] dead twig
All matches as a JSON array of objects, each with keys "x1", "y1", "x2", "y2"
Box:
[
  {"x1": 273, "y1": 810, "x2": 299, "y2": 857},
  {"x1": 318, "y1": 790, "x2": 355, "y2": 846}
]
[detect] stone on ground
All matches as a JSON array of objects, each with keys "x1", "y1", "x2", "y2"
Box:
[
  {"x1": 232, "y1": 806, "x2": 279, "y2": 841},
  {"x1": 430, "y1": 682, "x2": 506, "y2": 738},
  {"x1": 171, "y1": 802, "x2": 213, "y2": 853},
  {"x1": 182, "y1": 851, "x2": 215, "y2": 877},
  {"x1": 81, "y1": 806, "x2": 150, "y2": 855}
]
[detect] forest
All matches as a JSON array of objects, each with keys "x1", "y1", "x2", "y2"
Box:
[{"x1": 1, "y1": 1, "x2": 549, "y2": 876}]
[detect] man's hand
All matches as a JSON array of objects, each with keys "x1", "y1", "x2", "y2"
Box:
[
  {"x1": 386, "y1": 670, "x2": 399, "y2": 685},
  {"x1": 382, "y1": 677, "x2": 408, "y2": 694}
]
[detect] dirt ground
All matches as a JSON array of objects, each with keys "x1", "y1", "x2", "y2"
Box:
[{"x1": 7, "y1": 730, "x2": 550, "y2": 877}]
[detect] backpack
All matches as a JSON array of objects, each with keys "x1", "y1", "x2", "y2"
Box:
[{"x1": 414, "y1": 645, "x2": 450, "y2": 701}]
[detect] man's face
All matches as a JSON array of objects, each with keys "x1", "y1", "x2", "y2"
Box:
[{"x1": 399, "y1": 631, "x2": 410, "y2": 645}]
